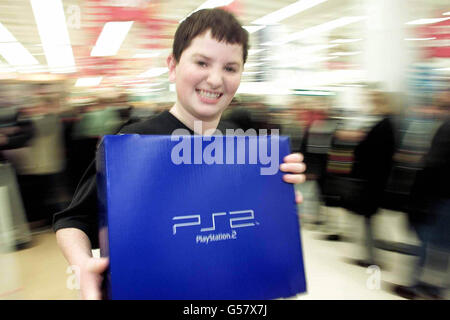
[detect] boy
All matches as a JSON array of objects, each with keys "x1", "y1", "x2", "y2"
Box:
[{"x1": 54, "y1": 8, "x2": 306, "y2": 300}]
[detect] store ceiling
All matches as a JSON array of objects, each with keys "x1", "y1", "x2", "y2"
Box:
[{"x1": 0, "y1": 0, "x2": 448, "y2": 80}]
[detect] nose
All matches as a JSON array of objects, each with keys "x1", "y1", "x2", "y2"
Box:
[{"x1": 206, "y1": 67, "x2": 223, "y2": 89}]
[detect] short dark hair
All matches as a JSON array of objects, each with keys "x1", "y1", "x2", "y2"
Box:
[{"x1": 172, "y1": 8, "x2": 249, "y2": 64}]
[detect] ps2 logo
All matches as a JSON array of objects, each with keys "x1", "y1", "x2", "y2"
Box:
[{"x1": 172, "y1": 209, "x2": 257, "y2": 235}]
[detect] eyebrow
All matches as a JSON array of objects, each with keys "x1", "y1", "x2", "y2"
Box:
[{"x1": 192, "y1": 53, "x2": 241, "y2": 66}]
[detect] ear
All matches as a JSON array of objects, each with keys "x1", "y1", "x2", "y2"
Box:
[{"x1": 167, "y1": 54, "x2": 177, "y2": 83}]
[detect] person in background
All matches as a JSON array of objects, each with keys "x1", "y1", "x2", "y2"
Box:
[
  {"x1": 393, "y1": 89, "x2": 450, "y2": 299},
  {"x1": 347, "y1": 90, "x2": 396, "y2": 268},
  {"x1": 0, "y1": 105, "x2": 34, "y2": 249}
]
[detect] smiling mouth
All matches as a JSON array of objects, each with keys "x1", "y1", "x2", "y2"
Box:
[{"x1": 196, "y1": 89, "x2": 223, "y2": 100}]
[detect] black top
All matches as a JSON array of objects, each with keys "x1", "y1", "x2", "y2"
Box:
[
  {"x1": 350, "y1": 116, "x2": 396, "y2": 216},
  {"x1": 0, "y1": 116, "x2": 34, "y2": 161},
  {"x1": 352, "y1": 117, "x2": 396, "y2": 187},
  {"x1": 408, "y1": 119, "x2": 450, "y2": 224},
  {"x1": 53, "y1": 111, "x2": 238, "y2": 248}
]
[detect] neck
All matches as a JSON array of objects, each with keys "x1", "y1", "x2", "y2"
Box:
[{"x1": 169, "y1": 103, "x2": 221, "y2": 135}]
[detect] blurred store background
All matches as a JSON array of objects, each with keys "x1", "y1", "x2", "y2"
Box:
[{"x1": 0, "y1": 0, "x2": 449, "y2": 300}]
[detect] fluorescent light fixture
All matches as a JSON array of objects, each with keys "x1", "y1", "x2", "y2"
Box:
[
  {"x1": 242, "y1": 71, "x2": 264, "y2": 76},
  {"x1": 30, "y1": 0, "x2": 76, "y2": 73},
  {"x1": 243, "y1": 26, "x2": 266, "y2": 34},
  {"x1": 91, "y1": 21, "x2": 134, "y2": 57},
  {"x1": 434, "y1": 67, "x2": 450, "y2": 71},
  {"x1": 139, "y1": 67, "x2": 168, "y2": 78},
  {"x1": 0, "y1": 63, "x2": 15, "y2": 73},
  {"x1": 330, "y1": 51, "x2": 361, "y2": 56},
  {"x1": 248, "y1": 49, "x2": 266, "y2": 55},
  {"x1": 330, "y1": 38, "x2": 362, "y2": 43},
  {"x1": 75, "y1": 77, "x2": 103, "y2": 87},
  {"x1": 252, "y1": 0, "x2": 328, "y2": 25},
  {"x1": 0, "y1": 22, "x2": 17, "y2": 42},
  {"x1": 195, "y1": 0, "x2": 234, "y2": 11},
  {"x1": 17, "y1": 65, "x2": 49, "y2": 73},
  {"x1": 0, "y1": 23, "x2": 39, "y2": 66},
  {"x1": 296, "y1": 56, "x2": 337, "y2": 64},
  {"x1": 302, "y1": 44, "x2": 339, "y2": 53},
  {"x1": 244, "y1": 62, "x2": 264, "y2": 68},
  {"x1": 181, "y1": 0, "x2": 234, "y2": 22},
  {"x1": 406, "y1": 17, "x2": 450, "y2": 25},
  {"x1": 404, "y1": 37, "x2": 436, "y2": 41},
  {"x1": 293, "y1": 90, "x2": 335, "y2": 96},
  {"x1": 279, "y1": 16, "x2": 367, "y2": 45},
  {"x1": 0, "y1": 43, "x2": 40, "y2": 66}
]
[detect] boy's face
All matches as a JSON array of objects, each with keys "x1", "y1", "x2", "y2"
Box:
[{"x1": 168, "y1": 30, "x2": 244, "y2": 121}]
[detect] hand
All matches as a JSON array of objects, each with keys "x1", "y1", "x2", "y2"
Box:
[
  {"x1": 79, "y1": 257, "x2": 109, "y2": 300},
  {"x1": 280, "y1": 153, "x2": 306, "y2": 204}
]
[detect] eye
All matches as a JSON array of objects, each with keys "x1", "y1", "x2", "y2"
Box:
[
  {"x1": 197, "y1": 61, "x2": 207, "y2": 67},
  {"x1": 225, "y1": 66, "x2": 237, "y2": 73}
]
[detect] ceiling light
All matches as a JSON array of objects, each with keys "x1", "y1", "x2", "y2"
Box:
[
  {"x1": 0, "y1": 22, "x2": 16, "y2": 42},
  {"x1": 0, "y1": 42, "x2": 40, "y2": 66},
  {"x1": 195, "y1": 0, "x2": 234, "y2": 10},
  {"x1": 248, "y1": 49, "x2": 266, "y2": 55},
  {"x1": 91, "y1": 21, "x2": 134, "y2": 57},
  {"x1": 406, "y1": 17, "x2": 450, "y2": 25},
  {"x1": 244, "y1": 62, "x2": 264, "y2": 68},
  {"x1": 139, "y1": 67, "x2": 168, "y2": 78},
  {"x1": 330, "y1": 51, "x2": 361, "y2": 56},
  {"x1": 302, "y1": 44, "x2": 339, "y2": 53},
  {"x1": 17, "y1": 65, "x2": 49, "y2": 73},
  {"x1": 0, "y1": 63, "x2": 15, "y2": 73},
  {"x1": 252, "y1": 0, "x2": 328, "y2": 25},
  {"x1": 30, "y1": 0, "x2": 76, "y2": 73},
  {"x1": 133, "y1": 52, "x2": 162, "y2": 59},
  {"x1": 330, "y1": 38, "x2": 362, "y2": 43},
  {"x1": 0, "y1": 23, "x2": 39, "y2": 66},
  {"x1": 404, "y1": 37, "x2": 436, "y2": 41},
  {"x1": 293, "y1": 90, "x2": 335, "y2": 96},
  {"x1": 434, "y1": 67, "x2": 450, "y2": 71},
  {"x1": 243, "y1": 26, "x2": 266, "y2": 34},
  {"x1": 75, "y1": 77, "x2": 103, "y2": 87},
  {"x1": 181, "y1": 0, "x2": 234, "y2": 22}
]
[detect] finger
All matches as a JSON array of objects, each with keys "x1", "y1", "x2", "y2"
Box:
[
  {"x1": 280, "y1": 163, "x2": 306, "y2": 174},
  {"x1": 283, "y1": 153, "x2": 304, "y2": 163},
  {"x1": 82, "y1": 286, "x2": 102, "y2": 300},
  {"x1": 87, "y1": 257, "x2": 109, "y2": 274},
  {"x1": 295, "y1": 190, "x2": 303, "y2": 204},
  {"x1": 283, "y1": 174, "x2": 306, "y2": 184}
]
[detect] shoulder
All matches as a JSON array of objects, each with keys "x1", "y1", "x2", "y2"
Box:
[
  {"x1": 120, "y1": 118, "x2": 157, "y2": 134},
  {"x1": 119, "y1": 111, "x2": 169, "y2": 135},
  {"x1": 438, "y1": 119, "x2": 450, "y2": 134},
  {"x1": 432, "y1": 119, "x2": 450, "y2": 145},
  {"x1": 217, "y1": 119, "x2": 240, "y2": 132}
]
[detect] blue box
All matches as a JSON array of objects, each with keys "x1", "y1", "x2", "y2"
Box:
[{"x1": 97, "y1": 134, "x2": 306, "y2": 300}]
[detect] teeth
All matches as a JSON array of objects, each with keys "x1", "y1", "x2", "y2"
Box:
[{"x1": 198, "y1": 89, "x2": 220, "y2": 99}]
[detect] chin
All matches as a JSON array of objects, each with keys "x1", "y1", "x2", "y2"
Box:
[{"x1": 192, "y1": 106, "x2": 225, "y2": 121}]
